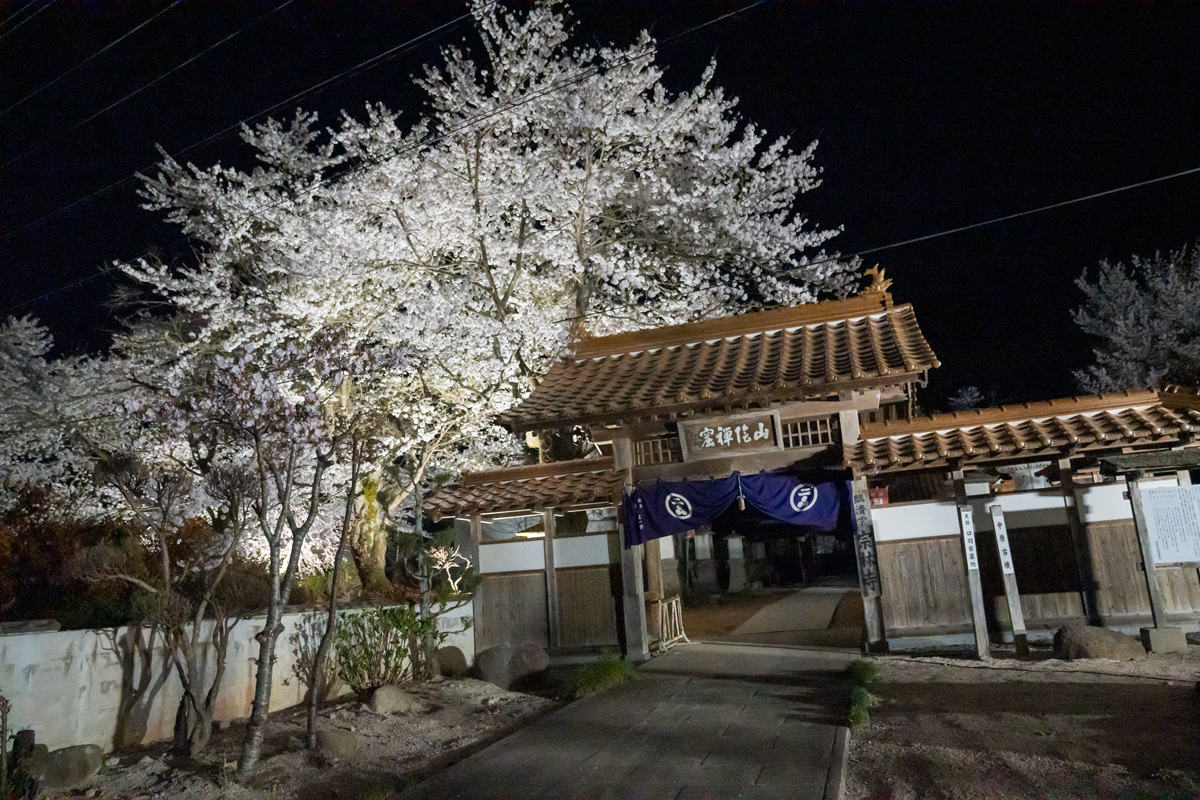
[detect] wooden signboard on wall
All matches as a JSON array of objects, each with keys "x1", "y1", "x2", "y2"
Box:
[{"x1": 677, "y1": 410, "x2": 784, "y2": 462}]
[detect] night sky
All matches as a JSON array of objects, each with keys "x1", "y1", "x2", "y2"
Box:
[{"x1": 2, "y1": 1, "x2": 1197, "y2": 409}]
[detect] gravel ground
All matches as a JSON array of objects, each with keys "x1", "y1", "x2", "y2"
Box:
[
  {"x1": 847, "y1": 643, "x2": 1200, "y2": 799},
  {"x1": 57, "y1": 678, "x2": 559, "y2": 800}
]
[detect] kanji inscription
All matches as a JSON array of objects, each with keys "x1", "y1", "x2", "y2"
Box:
[{"x1": 677, "y1": 411, "x2": 782, "y2": 462}]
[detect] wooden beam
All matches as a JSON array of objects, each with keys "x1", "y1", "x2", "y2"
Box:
[
  {"x1": 1057, "y1": 457, "x2": 1099, "y2": 624},
  {"x1": 849, "y1": 477, "x2": 886, "y2": 652},
  {"x1": 542, "y1": 510, "x2": 561, "y2": 650},
  {"x1": 613, "y1": 435, "x2": 649, "y2": 661},
  {"x1": 988, "y1": 504, "x2": 1028, "y2": 657},
  {"x1": 1125, "y1": 473, "x2": 1167, "y2": 628},
  {"x1": 953, "y1": 467, "x2": 990, "y2": 659}
]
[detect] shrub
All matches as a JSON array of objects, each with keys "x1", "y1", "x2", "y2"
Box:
[
  {"x1": 844, "y1": 659, "x2": 878, "y2": 687},
  {"x1": 848, "y1": 686, "x2": 871, "y2": 728},
  {"x1": 334, "y1": 605, "x2": 443, "y2": 694},
  {"x1": 572, "y1": 651, "x2": 635, "y2": 695}
]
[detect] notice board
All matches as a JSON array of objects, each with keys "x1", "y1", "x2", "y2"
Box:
[{"x1": 1143, "y1": 486, "x2": 1200, "y2": 565}]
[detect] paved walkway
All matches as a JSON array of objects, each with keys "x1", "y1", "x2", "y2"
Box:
[
  {"x1": 721, "y1": 586, "x2": 862, "y2": 649},
  {"x1": 400, "y1": 642, "x2": 855, "y2": 799}
]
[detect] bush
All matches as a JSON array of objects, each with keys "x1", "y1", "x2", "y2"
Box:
[
  {"x1": 333, "y1": 605, "x2": 443, "y2": 694},
  {"x1": 844, "y1": 659, "x2": 878, "y2": 687},
  {"x1": 848, "y1": 685, "x2": 871, "y2": 728},
  {"x1": 572, "y1": 651, "x2": 635, "y2": 695},
  {"x1": 296, "y1": 565, "x2": 361, "y2": 607}
]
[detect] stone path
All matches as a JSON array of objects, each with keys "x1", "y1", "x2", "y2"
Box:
[
  {"x1": 721, "y1": 586, "x2": 861, "y2": 649},
  {"x1": 399, "y1": 642, "x2": 855, "y2": 799}
]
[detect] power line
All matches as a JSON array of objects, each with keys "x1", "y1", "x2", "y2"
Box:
[
  {"x1": 0, "y1": 0, "x2": 188, "y2": 120},
  {"x1": 0, "y1": 0, "x2": 61, "y2": 44},
  {"x1": 558, "y1": 164, "x2": 1200, "y2": 323},
  {"x1": 0, "y1": 0, "x2": 40, "y2": 30},
  {"x1": 3, "y1": 0, "x2": 497, "y2": 241},
  {"x1": 780, "y1": 164, "x2": 1200, "y2": 277},
  {"x1": 0, "y1": 0, "x2": 298, "y2": 173}
]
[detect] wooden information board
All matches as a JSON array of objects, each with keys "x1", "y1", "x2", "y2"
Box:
[{"x1": 1144, "y1": 486, "x2": 1200, "y2": 565}]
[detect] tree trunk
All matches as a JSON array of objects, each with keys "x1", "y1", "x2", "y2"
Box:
[
  {"x1": 307, "y1": 444, "x2": 359, "y2": 748},
  {"x1": 351, "y1": 478, "x2": 388, "y2": 592},
  {"x1": 237, "y1": 598, "x2": 284, "y2": 779}
]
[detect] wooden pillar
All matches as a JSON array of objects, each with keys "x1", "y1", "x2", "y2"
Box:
[
  {"x1": 1178, "y1": 469, "x2": 1193, "y2": 488},
  {"x1": 645, "y1": 538, "x2": 664, "y2": 600},
  {"x1": 613, "y1": 435, "x2": 649, "y2": 661},
  {"x1": 542, "y1": 509, "x2": 561, "y2": 650},
  {"x1": 953, "y1": 467, "x2": 990, "y2": 659},
  {"x1": 1057, "y1": 456, "x2": 1099, "y2": 624},
  {"x1": 849, "y1": 477, "x2": 886, "y2": 651},
  {"x1": 469, "y1": 511, "x2": 483, "y2": 656},
  {"x1": 988, "y1": 504, "x2": 1028, "y2": 656},
  {"x1": 1125, "y1": 472, "x2": 1167, "y2": 628}
]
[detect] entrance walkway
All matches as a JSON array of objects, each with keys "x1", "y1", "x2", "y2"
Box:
[
  {"x1": 720, "y1": 586, "x2": 863, "y2": 649},
  {"x1": 399, "y1": 642, "x2": 855, "y2": 799}
]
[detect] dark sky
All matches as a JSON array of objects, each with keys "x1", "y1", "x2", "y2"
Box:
[{"x1": 1, "y1": 0, "x2": 1197, "y2": 409}]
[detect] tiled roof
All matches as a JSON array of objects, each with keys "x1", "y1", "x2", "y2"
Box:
[
  {"x1": 424, "y1": 458, "x2": 624, "y2": 520},
  {"x1": 501, "y1": 293, "x2": 939, "y2": 431},
  {"x1": 845, "y1": 390, "x2": 1200, "y2": 474}
]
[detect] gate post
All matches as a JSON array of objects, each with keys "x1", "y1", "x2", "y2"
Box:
[
  {"x1": 613, "y1": 435, "x2": 650, "y2": 661},
  {"x1": 850, "y1": 477, "x2": 886, "y2": 652}
]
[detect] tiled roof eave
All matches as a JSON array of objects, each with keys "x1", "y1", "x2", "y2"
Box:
[
  {"x1": 503, "y1": 370, "x2": 930, "y2": 432},
  {"x1": 845, "y1": 433, "x2": 1191, "y2": 475}
]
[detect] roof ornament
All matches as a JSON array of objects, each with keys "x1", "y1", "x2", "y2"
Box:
[{"x1": 862, "y1": 265, "x2": 894, "y2": 309}]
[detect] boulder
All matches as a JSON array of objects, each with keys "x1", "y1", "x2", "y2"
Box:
[
  {"x1": 368, "y1": 684, "x2": 417, "y2": 714},
  {"x1": 31, "y1": 744, "x2": 104, "y2": 789},
  {"x1": 473, "y1": 643, "x2": 549, "y2": 690},
  {"x1": 315, "y1": 729, "x2": 357, "y2": 757},
  {"x1": 436, "y1": 645, "x2": 469, "y2": 678},
  {"x1": 1054, "y1": 622, "x2": 1146, "y2": 661}
]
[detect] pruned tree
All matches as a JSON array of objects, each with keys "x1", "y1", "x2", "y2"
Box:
[{"x1": 1074, "y1": 242, "x2": 1200, "y2": 392}]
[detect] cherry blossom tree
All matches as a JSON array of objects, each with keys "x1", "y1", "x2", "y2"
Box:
[{"x1": 1074, "y1": 242, "x2": 1200, "y2": 391}]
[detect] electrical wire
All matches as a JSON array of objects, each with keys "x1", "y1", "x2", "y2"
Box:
[
  {"x1": 0, "y1": 0, "x2": 61, "y2": 45},
  {"x1": 0, "y1": 0, "x2": 188, "y2": 120},
  {"x1": 0, "y1": 0, "x2": 298, "y2": 172},
  {"x1": 0, "y1": 0, "x2": 40, "y2": 31},
  {"x1": 557, "y1": 164, "x2": 1200, "y2": 324},
  {"x1": 2, "y1": 0, "x2": 498, "y2": 240}
]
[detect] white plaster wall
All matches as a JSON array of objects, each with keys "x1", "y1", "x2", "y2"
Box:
[
  {"x1": 1076, "y1": 479, "x2": 1174, "y2": 523},
  {"x1": 0, "y1": 601, "x2": 472, "y2": 754},
  {"x1": 553, "y1": 534, "x2": 613, "y2": 568},
  {"x1": 478, "y1": 540, "x2": 545, "y2": 574},
  {"x1": 871, "y1": 478, "x2": 1181, "y2": 542},
  {"x1": 872, "y1": 501, "x2": 959, "y2": 542}
]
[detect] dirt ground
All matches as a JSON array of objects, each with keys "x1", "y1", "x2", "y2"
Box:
[
  {"x1": 67, "y1": 678, "x2": 559, "y2": 800},
  {"x1": 680, "y1": 588, "x2": 799, "y2": 639},
  {"x1": 847, "y1": 643, "x2": 1200, "y2": 799}
]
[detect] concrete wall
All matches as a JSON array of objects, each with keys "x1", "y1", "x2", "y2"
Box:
[{"x1": 0, "y1": 601, "x2": 473, "y2": 754}]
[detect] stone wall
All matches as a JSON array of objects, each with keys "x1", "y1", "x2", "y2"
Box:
[{"x1": 0, "y1": 600, "x2": 474, "y2": 754}]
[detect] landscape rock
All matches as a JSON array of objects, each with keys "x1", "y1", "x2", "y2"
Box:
[
  {"x1": 369, "y1": 684, "x2": 417, "y2": 714},
  {"x1": 436, "y1": 645, "x2": 469, "y2": 677},
  {"x1": 473, "y1": 643, "x2": 550, "y2": 690},
  {"x1": 315, "y1": 729, "x2": 358, "y2": 757},
  {"x1": 33, "y1": 744, "x2": 104, "y2": 788},
  {"x1": 1054, "y1": 622, "x2": 1146, "y2": 661}
]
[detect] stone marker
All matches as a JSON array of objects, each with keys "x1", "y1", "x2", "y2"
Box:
[
  {"x1": 436, "y1": 645, "x2": 469, "y2": 678},
  {"x1": 1140, "y1": 625, "x2": 1188, "y2": 654},
  {"x1": 1054, "y1": 622, "x2": 1146, "y2": 661},
  {"x1": 32, "y1": 744, "x2": 104, "y2": 789},
  {"x1": 368, "y1": 685, "x2": 417, "y2": 714},
  {"x1": 315, "y1": 729, "x2": 357, "y2": 757},
  {"x1": 474, "y1": 643, "x2": 549, "y2": 690}
]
